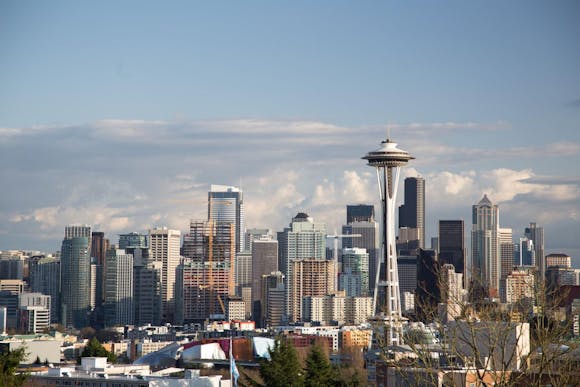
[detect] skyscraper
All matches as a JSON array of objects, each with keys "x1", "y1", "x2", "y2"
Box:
[
  {"x1": 398, "y1": 177, "x2": 425, "y2": 250},
  {"x1": 438, "y1": 220, "x2": 466, "y2": 287},
  {"x1": 346, "y1": 204, "x2": 375, "y2": 223},
  {"x1": 277, "y1": 212, "x2": 326, "y2": 319},
  {"x1": 60, "y1": 225, "x2": 91, "y2": 328},
  {"x1": 251, "y1": 236, "x2": 278, "y2": 325},
  {"x1": 363, "y1": 137, "x2": 414, "y2": 346},
  {"x1": 342, "y1": 204, "x2": 379, "y2": 296},
  {"x1": 524, "y1": 222, "x2": 545, "y2": 278},
  {"x1": 29, "y1": 255, "x2": 60, "y2": 323},
  {"x1": 289, "y1": 258, "x2": 335, "y2": 322},
  {"x1": 339, "y1": 247, "x2": 369, "y2": 297},
  {"x1": 208, "y1": 185, "x2": 245, "y2": 254},
  {"x1": 471, "y1": 195, "x2": 500, "y2": 299},
  {"x1": 515, "y1": 237, "x2": 535, "y2": 267},
  {"x1": 104, "y1": 249, "x2": 134, "y2": 327},
  {"x1": 149, "y1": 227, "x2": 181, "y2": 323},
  {"x1": 499, "y1": 228, "x2": 514, "y2": 302},
  {"x1": 178, "y1": 220, "x2": 235, "y2": 322}
]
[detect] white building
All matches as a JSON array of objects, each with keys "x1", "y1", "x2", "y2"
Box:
[
  {"x1": 149, "y1": 227, "x2": 181, "y2": 323},
  {"x1": 104, "y1": 249, "x2": 134, "y2": 326}
]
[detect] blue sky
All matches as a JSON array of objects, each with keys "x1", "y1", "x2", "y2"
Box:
[{"x1": 1, "y1": 1, "x2": 579, "y2": 263}]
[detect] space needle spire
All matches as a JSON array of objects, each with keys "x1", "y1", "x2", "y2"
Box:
[{"x1": 363, "y1": 135, "x2": 414, "y2": 346}]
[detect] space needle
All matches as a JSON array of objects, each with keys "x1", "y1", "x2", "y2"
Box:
[{"x1": 363, "y1": 135, "x2": 414, "y2": 346}]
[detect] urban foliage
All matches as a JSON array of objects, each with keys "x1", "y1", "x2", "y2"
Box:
[
  {"x1": 0, "y1": 347, "x2": 28, "y2": 387},
  {"x1": 79, "y1": 337, "x2": 117, "y2": 364}
]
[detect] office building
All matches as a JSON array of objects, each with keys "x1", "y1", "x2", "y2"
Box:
[
  {"x1": 471, "y1": 195, "x2": 500, "y2": 299},
  {"x1": 546, "y1": 253, "x2": 571, "y2": 269},
  {"x1": 438, "y1": 264, "x2": 463, "y2": 323},
  {"x1": 289, "y1": 258, "x2": 335, "y2": 322},
  {"x1": 0, "y1": 257, "x2": 24, "y2": 280},
  {"x1": 235, "y1": 251, "x2": 252, "y2": 294},
  {"x1": 397, "y1": 255, "x2": 418, "y2": 296},
  {"x1": 104, "y1": 249, "x2": 134, "y2": 327},
  {"x1": 133, "y1": 260, "x2": 162, "y2": 326},
  {"x1": 416, "y1": 249, "x2": 440, "y2": 321},
  {"x1": 525, "y1": 223, "x2": 544, "y2": 278},
  {"x1": 244, "y1": 228, "x2": 270, "y2": 252},
  {"x1": 60, "y1": 228, "x2": 91, "y2": 328},
  {"x1": 149, "y1": 227, "x2": 181, "y2": 323},
  {"x1": 119, "y1": 232, "x2": 148, "y2": 250},
  {"x1": 499, "y1": 228, "x2": 514, "y2": 302},
  {"x1": 398, "y1": 177, "x2": 425, "y2": 250},
  {"x1": 515, "y1": 237, "x2": 535, "y2": 267},
  {"x1": 277, "y1": 212, "x2": 326, "y2": 317},
  {"x1": 18, "y1": 293, "x2": 51, "y2": 333},
  {"x1": 342, "y1": 212, "x2": 379, "y2": 296},
  {"x1": 208, "y1": 184, "x2": 245, "y2": 254},
  {"x1": 339, "y1": 247, "x2": 369, "y2": 297},
  {"x1": 346, "y1": 204, "x2": 375, "y2": 223},
  {"x1": 261, "y1": 272, "x2": 285, "y2": 327},
  {"x1": 28, "y1": 255, "x2": 60, "y2": 323},
  {"x1": 438, "y1": 220, "x2": 466, "y2": 286},
  {"x1": 251, "y1": 236, "x2": 278, "y2": 324}
]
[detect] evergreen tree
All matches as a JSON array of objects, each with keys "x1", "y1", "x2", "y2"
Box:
[
  {"x1": 304, "y1": 344, "x2": 338, "y2": 387},
  {"x1": 0, "y1": 346, "x2": 28, "y2": 386},
  {"x1": 259, "y1": 337, "x2": 303, "y2": 387},
  {"x1": 80, "y1": 337, "x2": 117, "y2": 363}
]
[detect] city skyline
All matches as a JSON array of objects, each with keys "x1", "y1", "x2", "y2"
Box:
[{"x1": 1, "y1": 2, "x2": 579, "y2": 264}]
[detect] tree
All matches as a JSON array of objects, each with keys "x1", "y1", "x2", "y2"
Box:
[
  {"x1": 80, "y1": 337, "x2": 117, "y2": 363},
  {"x1": 0, "y1": 347, "x2": 28, "y2": 386},
  {"x1": 259, "y1": 337, "x2": 303, "y2": 387},
  {"x1": 374, "y1": 263, "x2": 580, "y2": 386},
  {"x1": 304, "y1": 344, "x2": 337, "y2": 387}
]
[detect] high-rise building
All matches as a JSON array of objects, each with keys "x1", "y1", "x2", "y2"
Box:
[
  {"x1": 524, "y1": 223, "x2": 544, "y2": 278},
  {"x1": 546, "y1": 253, "x2": 572, "y2": 269},
  {"x1": 28, "y1": 255, "x2": 60, "y2": 323},
  {"x1": 289, "y1": 258, "x2": 335, "y2": 322},
  {"x1": 346, "y1": 204, "x2": 375, "y2": 223},
  {"x1": 506, "y1": 269, "x2": 535, "y2": 308},
  {"x1": 149, "y1": 227, "x2": 181, "y2": 323},
  {"x1": 178, "y1": 220, "x2": 235, "y2": 323},
  {"x1": 416, "y1": 249, "x2": 440, "y2": 321},
  {"x1": 119, "y1": 232, "x2": 148, "y2": 250},
  {"x1": 363, "y1": 137, "x2": 414, "y2": 346},
  {"x1": 0, "y1": 257, "x2": 24, "y2": 280},
  {"x1": 133, "y1": 260, "x2": 162, "y2": 326},
  {"x1": 438, "y1": 220, "x2": 466, "y2": 286},
  {"x1": 438, "y1": 264, "x2": 463, "y2": 323},
  {"x1": 60, "y1": 225, "x2": 91, "y2": 328},
  {"x1": 471, "y1": 195, "x2": 500, "y2": 299},
  {"x1": 397, "y1": 255, "x2": 418, "y2": 296},
  {"x1": 244, "y1": 228, "x2": 270, "y2": 252},
  {"x1": 251, "y1": 236, "x2": 278, "y2": 325},
  {"x1": 104, "y1": 249, "x2": 134, "y2": 327},
  {"x1": 277, "y1": 212, "x2": 326, "y2": 318},
  {"x1": 208, "y1": 185, "x2": 245, "y2": 254},
  {"x1": 261, "y1": 272, "x2": 285, "y2": 328},
  {"x1": 339, "y1": 247, "x2": 369, "y2": 297},
  {"x1": 343, "y1": 205, "x2": 379, "y2": 295},
  {"x1": 235, "y1": 251, "x2": 252, "y2": 294},
  {"x1": 499, "y1": 228, "x2": 514, "y2": 302},
  {"x1": 515, "y1": 237, "x2": 535, "y2": 267},
  {"x1": 398, "y1": 177, "x2": 425, "y2": 250}
]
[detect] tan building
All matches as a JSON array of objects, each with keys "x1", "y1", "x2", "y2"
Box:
[
  {"x1": 546, "y1": 253, "x2": 572, "y2": 269},
  {"x1": 290, "y1": 258, "x2": 335, "y2": 322},
  {"x1": 506, "y1": 269, "x2": 535, "y2": 307}
]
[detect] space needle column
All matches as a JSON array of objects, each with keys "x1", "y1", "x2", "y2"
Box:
[{"x1": 363, "y1": 137, "x2": 414, "y2": 346}]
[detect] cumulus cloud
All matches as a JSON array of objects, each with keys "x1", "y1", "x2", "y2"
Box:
[{"x1": 1, "y1": 118, "x2": 579, "y2": 255}]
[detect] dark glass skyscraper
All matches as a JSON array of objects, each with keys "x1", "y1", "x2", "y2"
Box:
[
  {"x1": 346, "y1": 204, "x2": 375, "y2": 223},
  {"x1": 438, "y1": 220, "x2": 466, "y2": 286},
  {"x1": 398, "y1": 177, "x2": 425, "y2": 249}
]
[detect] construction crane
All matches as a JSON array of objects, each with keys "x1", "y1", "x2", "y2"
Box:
[
  {"x1": 326, "y1": 232, "x2": 362, "y2": 262},
  {"x1": 326, "y1": 232, "x2": 361, "y2": 285}
]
